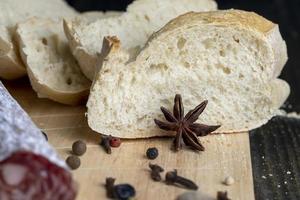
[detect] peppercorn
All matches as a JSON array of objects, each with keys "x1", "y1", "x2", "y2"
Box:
[
  {"x1": 105, "y1": 177, "x2": 136, "y2": 200},
  {"x1": 146, "y1": 147, "x2": 159, "y2": 160},
  {"x1": 114, "y1": 184, "x2": 136, "y2": 200},
  {"x1": 72, "y1": 140, "x2": 87, "y2": 156},
  {"x1": 66, "y1": 156, "x2": 81, "y2": 170},
  {"x1": 109, "y1": 137, "x2": 121, "y2": 148}
]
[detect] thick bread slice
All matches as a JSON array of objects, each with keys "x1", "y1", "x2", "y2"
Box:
[
  {"x1": 87, "y1": 10, "x2": 290, "y2": 138},
  {"x1": 64, "y1": 0, "x2": 217, "y2": 80},
  {"x1": 0, "y1": 0, "x2": 77, "y2": 80},
  {"x1": 16, "y1": 17, "x2": 90, "y2": 105}
]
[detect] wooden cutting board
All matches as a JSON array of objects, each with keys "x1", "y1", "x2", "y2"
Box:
[{"x1": 4, "y1": 78, "x2": 255, "y2": 200}]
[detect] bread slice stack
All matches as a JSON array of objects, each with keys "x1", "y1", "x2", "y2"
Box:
[
  {"x1": 15, "y1": 12, "x2": 121, "y2": 105},
  {"x1": 0, "y1": 0, "x2": 77, "y2": 80},
  {"x1": 16, "y1": 18, "x2": 91, "y2": 105},
  {"x1": 87, "y1": 10, "x2": 290, "y2": 138},
  {"x1": 64, "y1": 0, "x2": 218, "y2": 80}
]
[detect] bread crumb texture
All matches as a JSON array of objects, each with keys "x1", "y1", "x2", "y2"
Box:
[{"x1": 87, "y1": 10, "x2": 289, "y2": 138}]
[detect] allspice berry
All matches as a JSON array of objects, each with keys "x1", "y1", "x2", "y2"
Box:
[
  {"x1": 72, "y1": 140, "x2": 87, "y2": 156},
  {"x1": 66, "y1": 156, "x2": 81, "y2": 170}
]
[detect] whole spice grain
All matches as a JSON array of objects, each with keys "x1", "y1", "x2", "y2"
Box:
[
  {"x1": 165, "y1": 170, "x2": 198, "y2": 190},
  {"x1": 72, "y1": 140, "x2": 87, "y2": 156},
  {"x1": 66, "y1": 155, "x2": 80, "y2": 170},
  {"x1": 223, "y1": 176, "x2": 235, "y2": 186},
  {"x1": 105, "y1": 177, "x2": 136, "y2": 200},
  {"x1": 154, "y1": 94, "x2": 220, "y2": 151},
  {"x1": 149, "y1": 163, "x2": 164, "y2": 181},
  {"x1": 101, "y1": 135, "x2": 112, "y2": 154},
  {"x1": 146, "y1": 147, "x2": 159, "y2": 160},
  {"x1": 217, "y1": 191, "x2": 231, "y2": 200},
  {"x1": 109, "y1": 137, "x2": 121, "y2": 148}
]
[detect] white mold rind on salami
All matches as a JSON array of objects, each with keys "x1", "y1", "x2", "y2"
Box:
[{"x1": 0, "y1": 81, "x2": 67, "y2": 169}]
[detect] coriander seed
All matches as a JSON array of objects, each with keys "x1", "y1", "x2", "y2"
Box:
[
  {"x1": 223, "y1": 176, "x2": 235, "y2": 186},
  {"x1": 109, "y1": 137, "x2": 121, "y2": 148}
]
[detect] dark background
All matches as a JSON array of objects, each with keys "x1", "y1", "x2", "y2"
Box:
[{"x1": 65, "y1": 1, "x2": 300, "y2": 199}]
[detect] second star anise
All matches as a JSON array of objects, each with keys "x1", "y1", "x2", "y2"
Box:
[{"x1": 154, "y1": 94, "x2": 220, "y2": 151}]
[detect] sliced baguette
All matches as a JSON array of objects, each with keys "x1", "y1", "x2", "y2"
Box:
[
  {"x1": 0, "y1": 0, "x2": 77, "y2": 80},
  {"x1": 64, "y1": 0, "x2": 217, "y2": 80},
  {"x1": 16, "y1": 17, "x2": 90, "y2": 105},
  {"x1": 15, "y1": 11, "x2": 121, "y2": 105},
  {"x1": 87, "y1": 10, "x2": 289, "y2": 138}
]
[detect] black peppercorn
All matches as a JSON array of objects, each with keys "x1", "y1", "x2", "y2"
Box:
[
  {"x1": 66, "y1": 155, "x2": 81, "y2": 170},
  {"x1": 72, "y1": 140, "x2": 87, "y2": 156},
  {"x1": 114, "y1": 184, "x2": 136, "y2": 200},
  {"x1": 105, "y1": 177, "x2": 136, "y2": 200},
  {"x1": 146, "y1": 147, "x2": 159, "y2": 160}
]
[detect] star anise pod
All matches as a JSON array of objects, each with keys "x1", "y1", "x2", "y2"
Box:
[{"x1": 154, "y1": 94, "x2": 220, "y2": 151}]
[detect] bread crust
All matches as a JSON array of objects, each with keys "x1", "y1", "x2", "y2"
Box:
[
  {"x1": 63, "y1": 19, "x2": 98, "y2": 80},
  {"x1": 148, "y1": 10, "x2": 287, "y2": 79},
  {"x1": 64, "y1": 0, "x2": 218, "y2": 80},
  {"x1": 87, "y1": 10, "x2": 290, "y2": 138}
]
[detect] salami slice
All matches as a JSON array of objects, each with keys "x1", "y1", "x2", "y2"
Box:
[{"x1": 0, "y1": 82, "x2": 76, "y2": 200}]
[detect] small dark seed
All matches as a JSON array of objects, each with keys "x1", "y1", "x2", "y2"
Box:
[
  {"x1": 101, "y1": 136, "x2": 112, "y2": 154},
  {"x1": 114, "y1": 184, "x2": 136, "y2": 200},
  {"x1": 146, "y1": 147, "x2": 159, "y2": 160},
  {"x1": 72, "y1": 140, "x2": 87, "y2": 156},
  {"x1": 66, "y1": 156, "x2": 81, "y2": 170}
]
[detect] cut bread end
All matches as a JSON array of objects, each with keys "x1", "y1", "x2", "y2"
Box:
[
  {"x1": 87, "y1": 10, "x2": 289, "y2": 138},
  {"x1": 16, "y1": 17, "x2": 91, "y2": 105}
]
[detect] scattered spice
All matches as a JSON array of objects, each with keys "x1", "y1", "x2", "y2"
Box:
[
  {"x1": 154, "y1": 94, "x2": 220, "y2": 151},
  {"x1": 217, "y1": 191, "x2": 231, "y2": 200},
  {"x1": 149, "y1": 163, "x2": 164, "y2": 181},
  {"x1": 66, "y1": 155, "x2": 80, "y2": 170},
  {"x1": 109, "y1": 137, "x2": 121, "y2": 148},
  {"x1": 223, "y1": 176, "x2": 235, "y2": 186},
  {"x1": 72, "y1": 140, "x2": 87, "y2": 156},
  {"x1": 41, "y1": 131, "x2": 48, "y2": 141},
  {"x1": 165, "y1": 170, "x2": 198, "y2": 190},
  {"x1": 105, "y1": 177, "x2": 136, "y2": 200},
  {"x1": 146, "y1": 147, "x2": 159, "y2": 160},
  {"x1": 101, "y1": 135, "x2": 112, "y2": 154}
]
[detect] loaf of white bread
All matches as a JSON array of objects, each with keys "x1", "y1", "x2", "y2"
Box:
[
  {"x1": 64, "y1": 0, "x2": 218, "y2": 80},
  {"x1": 11, "y1": 0, "x2": 216, "y2": 105},
  {"x1": 0, "y1": 0, "x2": 77, "y2": 80},
  {"x1": 87, "y1": 10, "x2": 290, "y2": 138},
  {"x1": 15, "y1": 12, "x2": 121, "y2": 105}
]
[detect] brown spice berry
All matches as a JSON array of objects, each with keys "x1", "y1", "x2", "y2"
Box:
[
  {"x1": 109, "y1": 137, "x2": 121, "y2": 148},
  {"x1": 72, "y1": 140, "x2": 87, "y2": 156},
  {"x1": 66, "y1": 156, "x2": 81, "y2": 170}
]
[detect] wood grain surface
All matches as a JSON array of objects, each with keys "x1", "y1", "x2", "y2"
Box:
[{"x1": 3, "y1": 78, "x2": 255, "y2": 200}]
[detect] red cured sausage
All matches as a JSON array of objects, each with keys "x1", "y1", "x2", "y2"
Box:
[
  {"x1": 0, "y1": 151, "x2": 76, "y2": 200},
  {"x1": 0, "y1": 82, "x2": 77, "y2": 199}
]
